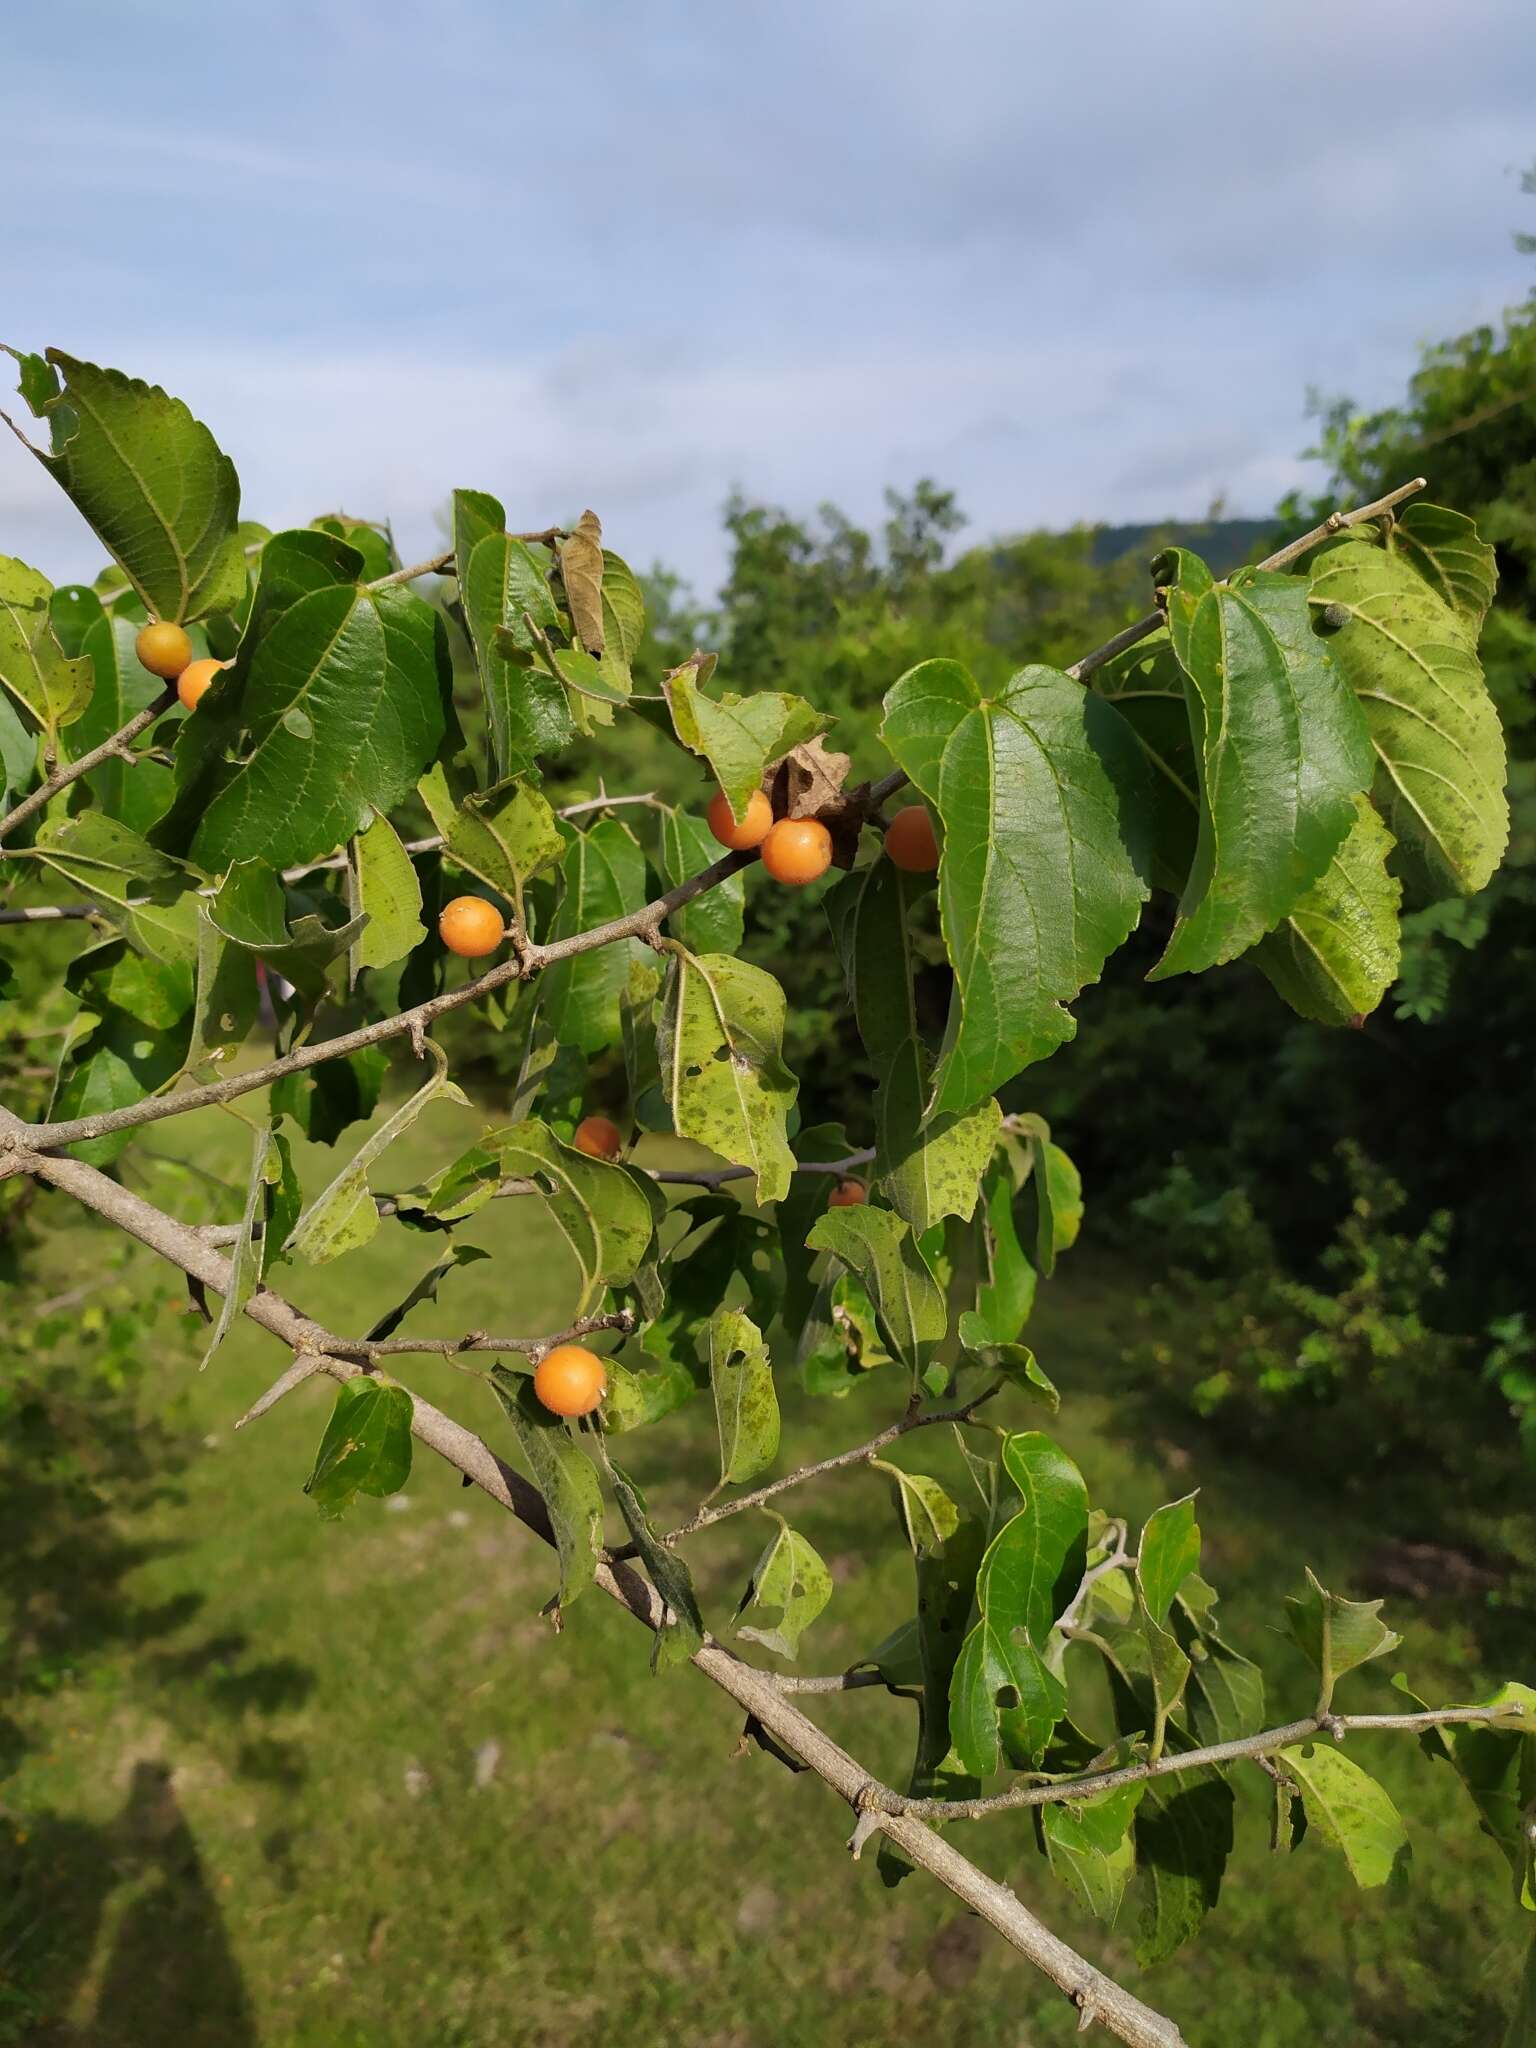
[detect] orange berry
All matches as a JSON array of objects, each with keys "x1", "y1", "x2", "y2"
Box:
[
  {"x1": 533, "y1": 1343, "x2": 607, "y2": 1418},
  {"x1": 760, "y1": 816, "x2": 832, "y2": 887},
  {"x1": 438, "y1": 895, "x2": 505, "y2": 958},
  {"x1": 884, "y1": 805, "x2": 940, "y2": 873},
  {"x1": 573, "y1": 1114, "x2": 623, "y2": 1162},
  {"x1": 135, "y1": 621, "x2": 193, "y2": 679},
  {"x1": 828, "y1": 1179, "x2": 867, "y2": 1207},
  {"x1": 176, "y1": 657, "x2": 227, "y2": 711},
  {"x1": 706, "y1": 787, "x2": 773, "y2": 851}
]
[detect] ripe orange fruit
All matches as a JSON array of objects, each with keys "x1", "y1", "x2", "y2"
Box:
[
  {"x1": 707, "y1": 787, "x2": 773, "y2": 851},
  {"x1": 828, "y1": 1179, "x2": 867, "y2": 1207},
  {"x1": 573, "y1": 1114, "x2": 623, "y2": 1161},
  {"x1": 438, "y1": 895, "x2": 505, "y2": 958},
  {"x1": 760, "y1": 816, "x2": 832, "y2": 886},
  {"x1": 884, "y1": 805, "x2": 940, "y2": 873},
  {"x1": 176, "y1": 657, "x2": 227, "y2": 711},
  {"x1": 534, "y1": 1343, "x2": 607, "y2": 1418},
  {"x1": 135, "y1": 621, "x2": 193, "y2": 679}
]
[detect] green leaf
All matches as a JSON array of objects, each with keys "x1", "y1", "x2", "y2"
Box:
[
  {"x1": 29, "y1": 813, "x2": 199, "y2": 963},
  {"x1": 880, "y1": 659, "x2": 1150, "y2": 1113},
  {"x1": 157, "y1": 581, "x2": 450, "y2": 872},
  {"x1": 1506, "y1": 1931, "x2": 1536, "y2": 2048},
  {"x1": 286, "y1": 1050, "x2": 468, "y2": 1264},
  {"x1": 492, "y1": 1374, "x2": 604, "y2": 1608},
  {"x1": 1090, "y1": 632, "x2": 1199, "y2": 893},
  {"x1": 261, "y1": 1126, "x2": 301, "y2": 1279},
  {"x1": 1177, "y1": 1585, "x2": 1266, "y2": 1746},
  {"x1": 1442, "y1": 1683, "x2": 1536, "y2": 1909},
  {"x1": 49, "y1": 970, "x2": 191, "y2": 1167},
  {"x1": 0, "y1": 556, "x2": 93, "y2": 743},
  {"x1": 834, "y1": 861, "x2": 1001, "y2": 1232},
  {"x1": 1012, "y1": 1113, "x2": 1083, "y2": 1279},
  {"x1": 270, "y1": 1045, "x2": 387, "y2": 1148},
  {"x1": 304, "y1": 1379, "x2": 414, "y2": 1520},
  {"x1": 68, "y1": 604, "x2": 173, "y2": 827},
  {"x1": 948, "y1": 1432, "x2": 1086, "y2": 1775},
  {"x1": 418, "y1": 758, "x2": 564, "y2": 903},
  {"x1": 596, "y1": 550, "x2": 645, "y2": 694},
  {"x1": 1285, "y1": 1569, "x2": 1402, "y2": 1702},
  {"x1": 734, "y1": 1515, "x2": 831, "y2": 1659},
  {"x1": 603, "y1": 1455, "x2": 705, "y2": 1672},
  {"x1": 709, "y1": 1308, "x2": 780, "y2": 1486},
  {"x1": 1134, "y1": 1769, "x2": 1234, "y2": 1965},
  {"x1": 1384, "y1": 501, "x2": 1498, "y2": 634},
  {"x1": 965, "y1": 1341, "x2": 1059, "y2": 1412},
  {"x1": 200, "y1": 1123, "x2": 274, "y2": 1370},
  {"x1": 541, "y1": 817, "x2": 651, "y2": 1053},
  {"x1": 206, "y1": 861, "x2": 365, "y2": 999},
  {"x1": 805, "y1": 1205, "x2": 945, "y2": 1383},
  {"x1": 871, "y1": 1461, "x2": 959, "y2": 1558},
  {"x1": 349, "y1": 808, "x2": 425, "y2": 974},
  {"x1": 363, "y1": 1242, "x2": 491, "y2": 1343},
  {"x1": 1041, "y1": 1782, "x2": 1145, "y2": 1923},
  {"x1": 658, "y1": 950, "x2": 798, "y2": 1203},
  {"x1": 960, "y1": 1167, "x2": 1036, "y2": 1347},
  {"x1": 658, "y1": 803, "x2": 745, "y2": 954},
  {"x1": 1280, "y1": 1742, "x2": 1410, "y2": 1888},
  {"x1": 10, "y1": 351, "x2": 244, "y2": 623},
  {"x1": 454, "y1": 492, "x2": 573, "y2": 778},
  {"x1": 1151, "y1": 556, "x2": 1373, "y2": 977},
  {"x1": 1309, "y1": 536, "x2": 1508, "y2": 896},
  {"x1": 662, "y1": 659, "x2": 830, "y2": 821},
  {"x1": 1138, "y1": 1495, "x2": 1201, "y2": 1631},
  {"x1": 472, "y1": 1118, "x2": 658, "y2": 1313},
  {"x1": 1253, "y1": 795, "x2": 1403, "y2": 1025}
]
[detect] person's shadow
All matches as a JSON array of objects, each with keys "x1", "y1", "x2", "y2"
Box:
[{"x1": 14, "y1": 1762, "x2": 257, "y2": 2047}]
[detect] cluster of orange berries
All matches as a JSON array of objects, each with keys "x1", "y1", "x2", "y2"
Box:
[
  {"x1": 436, "y1": 790, "x2": 939, "y2": 963},
  {"x1": 135, "y1": 621, "x2": 229, "y2": 712}
]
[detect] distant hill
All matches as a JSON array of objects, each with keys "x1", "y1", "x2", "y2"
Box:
[{"x1": 1089, "y1": 516, "x2": 1277, "y2": 573}]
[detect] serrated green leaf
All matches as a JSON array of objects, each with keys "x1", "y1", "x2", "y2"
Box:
[
  {"x1": 1443, "y1": 1684, "x2": 1536, "y2": 1909},
  {"x1": 1254, "y1": 794, "x2": 1403, "y2": 1024},
  {"x1": 29, "y1": 812, "x2": 199, "y2": 963},
  {"x1": 880, "y1": 659, "x2": 1150, "y2": 1113},
  {"x1": 734, "y1": 1515, "x2": 831, "y2": 1659},
  {"x1": 200, "y1": 1122, "x2": 273, "y2": 1370},
  {"x1": 1090, "y1": 632, "x2": 1199, "y2": 894},
  {"x1": 0, "y1": 555, "x2": 94, "y2": 744},
  {"x1": 709, "y1": 1307, "x2": 779, "y2": 1486},
  {"x1": 1151, "y1": 556, "x2": 1373, "y2": 977},
  {"x1": 662, "y1": 659, "x2": 830, "y2": 821},
  {"x1": 1042, "y1": 1781, "x2": 1145, "y2": 1924},
  {"x1": 304, "y1": 1379, "x2": 414, "y2": 1520},
  {"x1": 206, "y1": 861, "x2": 365, "y2": 999},
  {"x1": 1385, "y1": 501, "x2": 1498, "y2": 633},
  {"x1": 492, "y1": 1373, "x2": 604, "y2": 1608},
  {"x1": 11, "y1": 351, "x2": 244, "y2": 623},
  {"x1": 350, "y1": 808, "x2": 425, "y2": 974},
  {"x1": 1134, "y1": 1768, "x2": 1234, "y2": 1965},
  {"x1": 541, "y1": 817, "x2": 651, "y2": 1052},
  {"x1": 1138, "y1": 1494, "x2": 1201, "y2": 1631},
  {"x1": 454, "y1": 492, "x2": 573, "y2": 778},
  {"x1": 1281, "y1": 1742, "x2": 1410, "y2": 1888},
  {"x1": 604, "y1": 1455, "x2": 704, "y2": 1671},
  {"x1": 658, "y1": 950, "x2": 798, "y2": 1203},
  {"x1": 286, "y1": 1051, "x2": 468, "y2": 1264},
  {"x1": 48, "y1": 968, "x2": 192, "y2": 1168},
  {"x1": 805, "y1": 1204, "x2": 945, "y2": 1383},
  {"x1": 658, "y1": 803, "x2": 745, "y2": 953},
  {"x1": 418, "y1": 758, "x2": 564, "y2": 903},
  {"x1": 872, "y1": 1461, "x2": 959, "y2": 1558},
  {"x1": 1286, "y1": 1568, "x2": 1403, "y2": 1702},
  {"x1": 833, "y1": 860, "x2": 1002, "y2": 1232},
  {"x1": 156, "y1": 580, "x2": 449, "y2": 872},
  {"x1": 67, "y1": 604, "x2": 173, "y2": 827},
  {"x1": 596, "y1": 550, "x2": 645, "y2": 695},
  {"x1": 1309, "y1": 536, "x2": 1507, "y2": 896},
  {"x1": 476, "y1": 1117, "x2": 658, "y2": 1313}
]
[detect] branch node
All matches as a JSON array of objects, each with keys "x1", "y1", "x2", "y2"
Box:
[{"x1": 1075, "y1": 1987, "x2": 1099, "y2": 2032}]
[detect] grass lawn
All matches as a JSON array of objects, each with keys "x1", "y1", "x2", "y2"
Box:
[{"x1": 0, "y1": 1094, "x2": 1526, "y2": 2048}]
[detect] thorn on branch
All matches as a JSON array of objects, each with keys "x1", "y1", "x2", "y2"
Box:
[
  {"x1": 1076, "y1": 1988, "x2": 1099, "y2": 2033},
  {"x1": 738, "y1": 1713, "x2": 807, "y2": 1776},
  {"x1": 847, "y1": 1808, "x2": 884, "y2": 1861}
]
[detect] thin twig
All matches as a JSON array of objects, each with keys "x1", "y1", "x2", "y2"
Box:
[
  {"x1": 666, "y1": 1382, "x2": 1002, "y2": 1543},
  {"x1": 871, "y1": 1702, "x2": 1524, "y2": 1820},
  {"x1": 0, "y1": 687, "x2": 176, "y2": 844},
  {"x1": 365, "y1": 529, "x2": 566, "y2": 592},
  {"x1": 276, "y1": 794, "x2": 664, "y2": 885},
  {"x1": 0, "y1": 903, "x2": 103, "y2": 924}
]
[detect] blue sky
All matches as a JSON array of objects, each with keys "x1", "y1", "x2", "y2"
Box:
[{"x1": 4, "y1": 0, "x2": 1535, "y2": 597}]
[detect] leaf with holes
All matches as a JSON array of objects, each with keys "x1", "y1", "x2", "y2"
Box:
[
  {"x1": 709, "y1": 1308, "x2": 779, "y2": 1486},
  {"x1": 1309, "y1": 536, "x2": 1507, "y2": 897},
  {"x1": 9, "y1": 351, "x2": 245, "y2": 622},
  {"x1": 658, "y1": 951, "x2": 798, "y2": 1202},
  {"x1": 734, "y1": 1516, "x2": 831, "y2": 1658},
  {"x1": 880, "y1": 659, "x2": 1150, "y2": 1113},
  {"x1": 304, "y1": 1380, "x2": 414, "y2": 1521},
  {"x1": 1280, "y1": 1744, "x2": 1410, "y2": 1889}
]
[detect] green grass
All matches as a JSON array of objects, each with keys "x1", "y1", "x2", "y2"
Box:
[{"x1": 0, "y1": 1098, "x2": 1527, "y2": 2047}]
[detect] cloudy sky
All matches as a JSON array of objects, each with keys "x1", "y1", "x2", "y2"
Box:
[{"x1": 4, "y1": 0, "x2": 1534, "y2": 597}]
